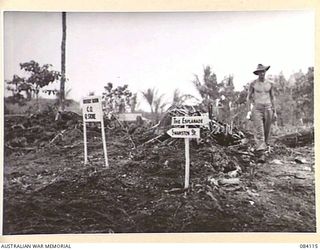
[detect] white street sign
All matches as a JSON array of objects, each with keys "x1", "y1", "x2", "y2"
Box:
[
  {"x1": 82, "y1": 96, "x2": 103, "y2": 122},
  {"x1": 167, "y1": 128, "x2": 200, "y2": 139},
  {"x1": 171, "y1": 116, "x2": 209, "y2": 126},
  {"x1": 81, "y1": 96, "x2": 109, "y2": 168}
]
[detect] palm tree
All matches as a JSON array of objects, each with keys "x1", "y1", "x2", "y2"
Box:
[
  {"x1": 54, "y1": 87, "x2": 72, "y2": 120},
  {"x1": 153, "y1": 93, "x2": 166, "y2": 122},
  {"x1": 172, "y1": 88, "x2": 199, "y2": 106},
  {"x1": 55, "y1": 88, "x2": 72, "y2": 106},
  {"x1": 193, "y1": 65, "x2": 223, "y2": 120},
  {"x1": 173, "y1": 88, "x2": 181, "y2": 105},
  {"x1": 141, "y1": 88, "x2": 156, "y2": 114},
  {"x1": 59, "y1": 12, "x2": 67, "y2": 112},
  {"x1": 141, "y1": 88, "x2": 167, "y2": 122},
  {"x1": 192, "y1": 65, "x2": 220, "y2": 101}
]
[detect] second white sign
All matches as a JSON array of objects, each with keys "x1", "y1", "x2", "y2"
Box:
[{"x1": 167, "y1": 128, "x2": 200, "y2": 138}]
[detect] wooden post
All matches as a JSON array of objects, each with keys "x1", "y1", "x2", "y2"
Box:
[
  {"x1": 100, "y1": 117, "x2": 109, "y2": 168},
  {"x1": 184, "y1": 137, "x2": 190, "y2": 189},
  {"x1": 168, "y1": 116, "x2": 206, "y2": 190},
  {"x1": 184, "y1": 123, "x2": 190, "y2": 189},
  {"x1": 83, "y1": 121, "x2": 88, "y2": 164}
]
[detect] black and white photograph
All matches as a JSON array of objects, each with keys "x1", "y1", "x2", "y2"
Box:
[{"x1": 2, "y1": 10, "x2": 315, "y2": 235}]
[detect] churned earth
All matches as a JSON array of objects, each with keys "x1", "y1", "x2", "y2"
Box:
[{"x1": 2, "y1": 112, "x2": 316, "y2": 234}]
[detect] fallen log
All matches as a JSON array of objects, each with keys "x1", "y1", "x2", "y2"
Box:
[{"x1": 275, "y1": 128, "x2": 314, "y2": 148}]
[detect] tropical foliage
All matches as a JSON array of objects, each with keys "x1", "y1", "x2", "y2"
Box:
[
  {"x1": 6, "y1": 60, "x2": 61, "y2": 110},
  {"x1": 102, "y1": 83, "x2": 136, "y2": 114}
]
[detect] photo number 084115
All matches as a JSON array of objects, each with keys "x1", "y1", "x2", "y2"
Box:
[{"x1": 300, "y1": 244, "x2": 319, "y2": 249}]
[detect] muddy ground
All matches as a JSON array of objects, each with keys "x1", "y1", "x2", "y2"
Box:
[{"x1": 2, "y1": 113, "x2": 316, "y2": 234}]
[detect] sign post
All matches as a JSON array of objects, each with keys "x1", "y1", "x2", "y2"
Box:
[
  {"x1": 167, "y1": 116, "x2": 208, "y2": 189},
  {"x1": 82, "y1": 96, "x2": 109, "y2": 168},
  {"x1": 184, "y1": 131, "x2": 190, "y2": 189},
  {"x1": 83, "y1": 118, "x2": 88, "y2": 165},
  {"x1": 100, "y1": 112, "x2": 109, "y2": 168}
]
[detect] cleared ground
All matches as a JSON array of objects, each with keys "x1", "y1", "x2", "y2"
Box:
[{"x1": 3, "y1": 113, "x2": 316, "y2": 234}]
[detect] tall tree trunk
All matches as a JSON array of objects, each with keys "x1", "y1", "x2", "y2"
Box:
[{"x1": 60, "y1": 12, "x2": 66, "y2": 112}]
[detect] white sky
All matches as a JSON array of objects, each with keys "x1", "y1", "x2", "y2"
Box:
[{"x1": 4, "y1": 11, "x2": 314, "y2": 110}]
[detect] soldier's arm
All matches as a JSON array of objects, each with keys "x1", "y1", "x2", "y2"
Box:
[
  {"x1": 246, "y1": 82, "x2": 254, "y2": 112},
  {"x1": 270, "y1": 82, "x2": 276, "y2": 113}
]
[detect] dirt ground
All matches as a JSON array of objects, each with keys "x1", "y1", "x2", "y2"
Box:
[{"x1": 2, "y1": 114, "x2": 316, "y2": 234}]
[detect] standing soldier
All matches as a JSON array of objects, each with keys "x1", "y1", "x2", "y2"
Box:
[{"x1": 247, "y1": 64, "x2": 277, "y2": 162}]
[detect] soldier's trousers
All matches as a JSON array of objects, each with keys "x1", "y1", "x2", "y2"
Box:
[{"x1": 253, "y1": 103, "x2": 273, "y2": 151}]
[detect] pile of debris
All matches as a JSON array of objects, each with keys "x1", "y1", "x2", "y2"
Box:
[
  {"x1": 5, "y1": 105, "x2": 313, "y2": 163},
  {"x1": 133, "y1": 105, "x2": 248, "y2": 147},
  {"x1": 3, "y1": 106, "x2": 249, "y2": 159},
  {"x1": 4, "y1": 110, "x2": 82, "y2": 154}
]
